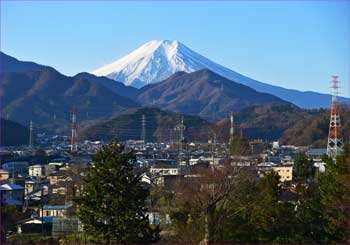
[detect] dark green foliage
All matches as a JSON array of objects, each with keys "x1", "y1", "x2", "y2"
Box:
[
  {"x1": 318, "y1": 145, "x2": 350, "y2": 244},
  {"x1": 293, "y1": 153, "x2": 315, "y2": 183},
  {"x1": 75, "y1": 139, "x2": 160, "y2": 244},
  {"x1": 221, "y1": 171, "x2": 299, "y2": 243},
  {"x1": 1, "y1": 205, "x2": 32, "y2": 243}
]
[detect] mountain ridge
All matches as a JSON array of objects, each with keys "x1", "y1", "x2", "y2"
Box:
[
  {"x1": 91, "y1": 40, "x2": 349, "y2": 108},
  {"x1": 136, "y1": 69, "x2": 291, "y2": 120}
]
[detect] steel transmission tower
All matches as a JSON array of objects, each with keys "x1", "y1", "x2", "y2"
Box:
[
  {"x1": 141, "y1": 114, "x2": 146, "y2": 142},
  {"x1": 175, "y1": 116, "x2": 186, "y2": 164},
  {"x1": 71, "y1": 106, "x2": 78, "y2": 152},
  {"x1": 327, "y1": 76, "x2": 343, "y2": 160},
  {"x1": 29, "y1": 120, "x2": 33, "y2": 148},
  {"x1": 229, "y1": 112, "x2": 235, "y2": 142}
]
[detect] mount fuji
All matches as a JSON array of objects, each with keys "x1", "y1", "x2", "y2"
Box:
[{"x1": 92, "y1": 40, "x2": 348, "y2": 108}]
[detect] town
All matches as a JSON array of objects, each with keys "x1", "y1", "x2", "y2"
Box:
[{"x1": 1, "y1": 103, "x2": 345, "y2": 243}]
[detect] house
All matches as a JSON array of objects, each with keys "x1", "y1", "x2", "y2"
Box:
[
  {"x1": 52, "y1": 217, "x2": 82, "y2": 239},
  {"x1": 0, "y1": 183, "x2": 25, "y2": 205},
  {"x1": 0, "y1": 169, "x2": 10, "y2": 181},
  {"x1": 272, "y1": 165, "x2": 293, "y2": 182},
  {"x1": 2, "y1": 162, "x2": 29, "y2": 176},
  {"x1": 281, "y1": 156, "x2": 294, "y2": 166},
  {"x1": 29, "y1": 165, "x2": 45, "y2": 178},
  {"x1": 25, "y1": 178, "x2": 41, "y2": 194},
  {"x1": 258, "y1": 162, "x2": 293, "y2": 182},
  {"x1": 153, "y1": 174, "x2": 178, "y2": 189},
  {"x1": 306, "y1": 148, "x2": 327, "y2": 161},
  {"x1": 40, "y1": 205, "x2": 73, "y2": 218},
  {"x1": 150, "y1": 164, "x2": 179, "y2": 176}
]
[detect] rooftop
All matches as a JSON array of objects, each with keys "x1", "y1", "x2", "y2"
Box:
[
  {"x1": 43, "y1": 205, "x2": 72, "y2": 210},
  {"x1": 0, "y1": 183, "x2": 25, "y2": 190}
]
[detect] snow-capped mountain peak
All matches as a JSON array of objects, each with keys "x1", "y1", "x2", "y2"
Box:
[
  {"x1": 90, "y1": 40, "x2": 349, "y2": 108},
  {"x1": 91, "y1": 39, "x2": 229, "y2": 87}
]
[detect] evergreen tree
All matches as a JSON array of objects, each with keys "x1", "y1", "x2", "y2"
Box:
[
  {"x1": 75, "y1": 140, "x2": 160, "y2": 244},
  {"x1": 292, "y1": 153, "x2": 324, "y2": 243},
  {"x1": 222, "y1": 171, "x2": 298, "y2": 243},
  {"x1": 293, "y1": 153, "x2": 315, "y2": 184},
  {"x1": 318, "y1": 144, "x2": 350, "y2": 243}
]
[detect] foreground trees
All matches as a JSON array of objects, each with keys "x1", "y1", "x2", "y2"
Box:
[
  {"x1": 171, "y1": 164, "x2": 255, "y2": 244},
  {"x1": 75, "y1": 140, "x2": 160, "y2": 244},
  {"x1": 319, "y1": 145, "x2": 350, "y2": 244},
  {"x1": 170, "y1": 149, "x2": 349, "y2": 244}
]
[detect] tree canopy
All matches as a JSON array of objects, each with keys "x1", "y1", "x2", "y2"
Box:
[{"x1": 75, "y1": 139, "x2": 160, "y2": 244}]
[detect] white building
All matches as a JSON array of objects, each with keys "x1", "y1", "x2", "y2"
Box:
[
  {"x1": 40, "y1": 205, "x2": 73, "y2": 218},
  {"x1": 258, "y1": 162, "x2": 293, "y2": 182},
  {"x1": 150, "y1": 164, "x2": 179, "y2": 176},
  {"x1": 29, "y1": 165, "x2": 45, "y2": 177}
]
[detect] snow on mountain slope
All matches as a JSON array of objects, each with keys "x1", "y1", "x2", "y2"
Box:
[
  {"x1": 92, "y1": 40, "x2": 250, "y2": 88},
  {"x1": 91, "y1": 40, "x2": 349, "y2": 108}
]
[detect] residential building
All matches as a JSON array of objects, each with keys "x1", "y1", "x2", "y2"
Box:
[
  {"x1": 0, "y1": 183, "x2": 25, "y2": 205},
  {"x1": 40, "y1": 205, "x2": 73, "y2": 218},
  {"x1": 29, "y1": 165, "x2": 45, "y2": 178}
]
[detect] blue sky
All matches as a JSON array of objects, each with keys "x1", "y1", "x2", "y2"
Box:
[{"x1": 1, "y1": 1, "x2": 349, "y2": 95}]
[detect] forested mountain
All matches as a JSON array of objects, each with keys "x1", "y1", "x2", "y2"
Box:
[
  {"x1": 136, "y1": 69, "x2": 290, "y2": 120},
  {"x1": 1, "y1": 118, "x2": 29, "y2": 146},
  {"x1": 80, "y1": 104, "x2": 349, "y2": 148}
]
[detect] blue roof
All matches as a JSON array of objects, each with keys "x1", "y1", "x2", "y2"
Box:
[
  {"x1": 307, "y1": 148, "x2": 327, "y2": 155},
  {"x1": 43, "y1": 205, "x2": 72, "y2": 210}
]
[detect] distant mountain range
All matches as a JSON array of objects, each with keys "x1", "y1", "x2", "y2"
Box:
[
  {"x1": 1, "y1": 49, "x2": 349, "y2": 146},
  {"x1": 1, "y1": 53, "x2": 139, "y2": 133},
  {"x1": 1, "y1": 51, "x2": 292, "y2": 129},
  {"x1": 79, "y1": 107, "x2": 211, "y2": 142},
  {"x1": 136, "y1": 69, "x2": 290, "y2": 120},
  {"x1": 80, "y1": 105, "x2": 349, "y2": 147},
  {"x1": 1, "y1": 118, "x2": 29, "y2": 146},
  {"x1": 0, "y1": 52, "x2": 53, "y2": 73},
  {"x1": 91, "y1": 40, "x2": 349, "y2": 108},
  {"x1": 213, "y1": 104, "x2": 349, "y2": 147}
]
